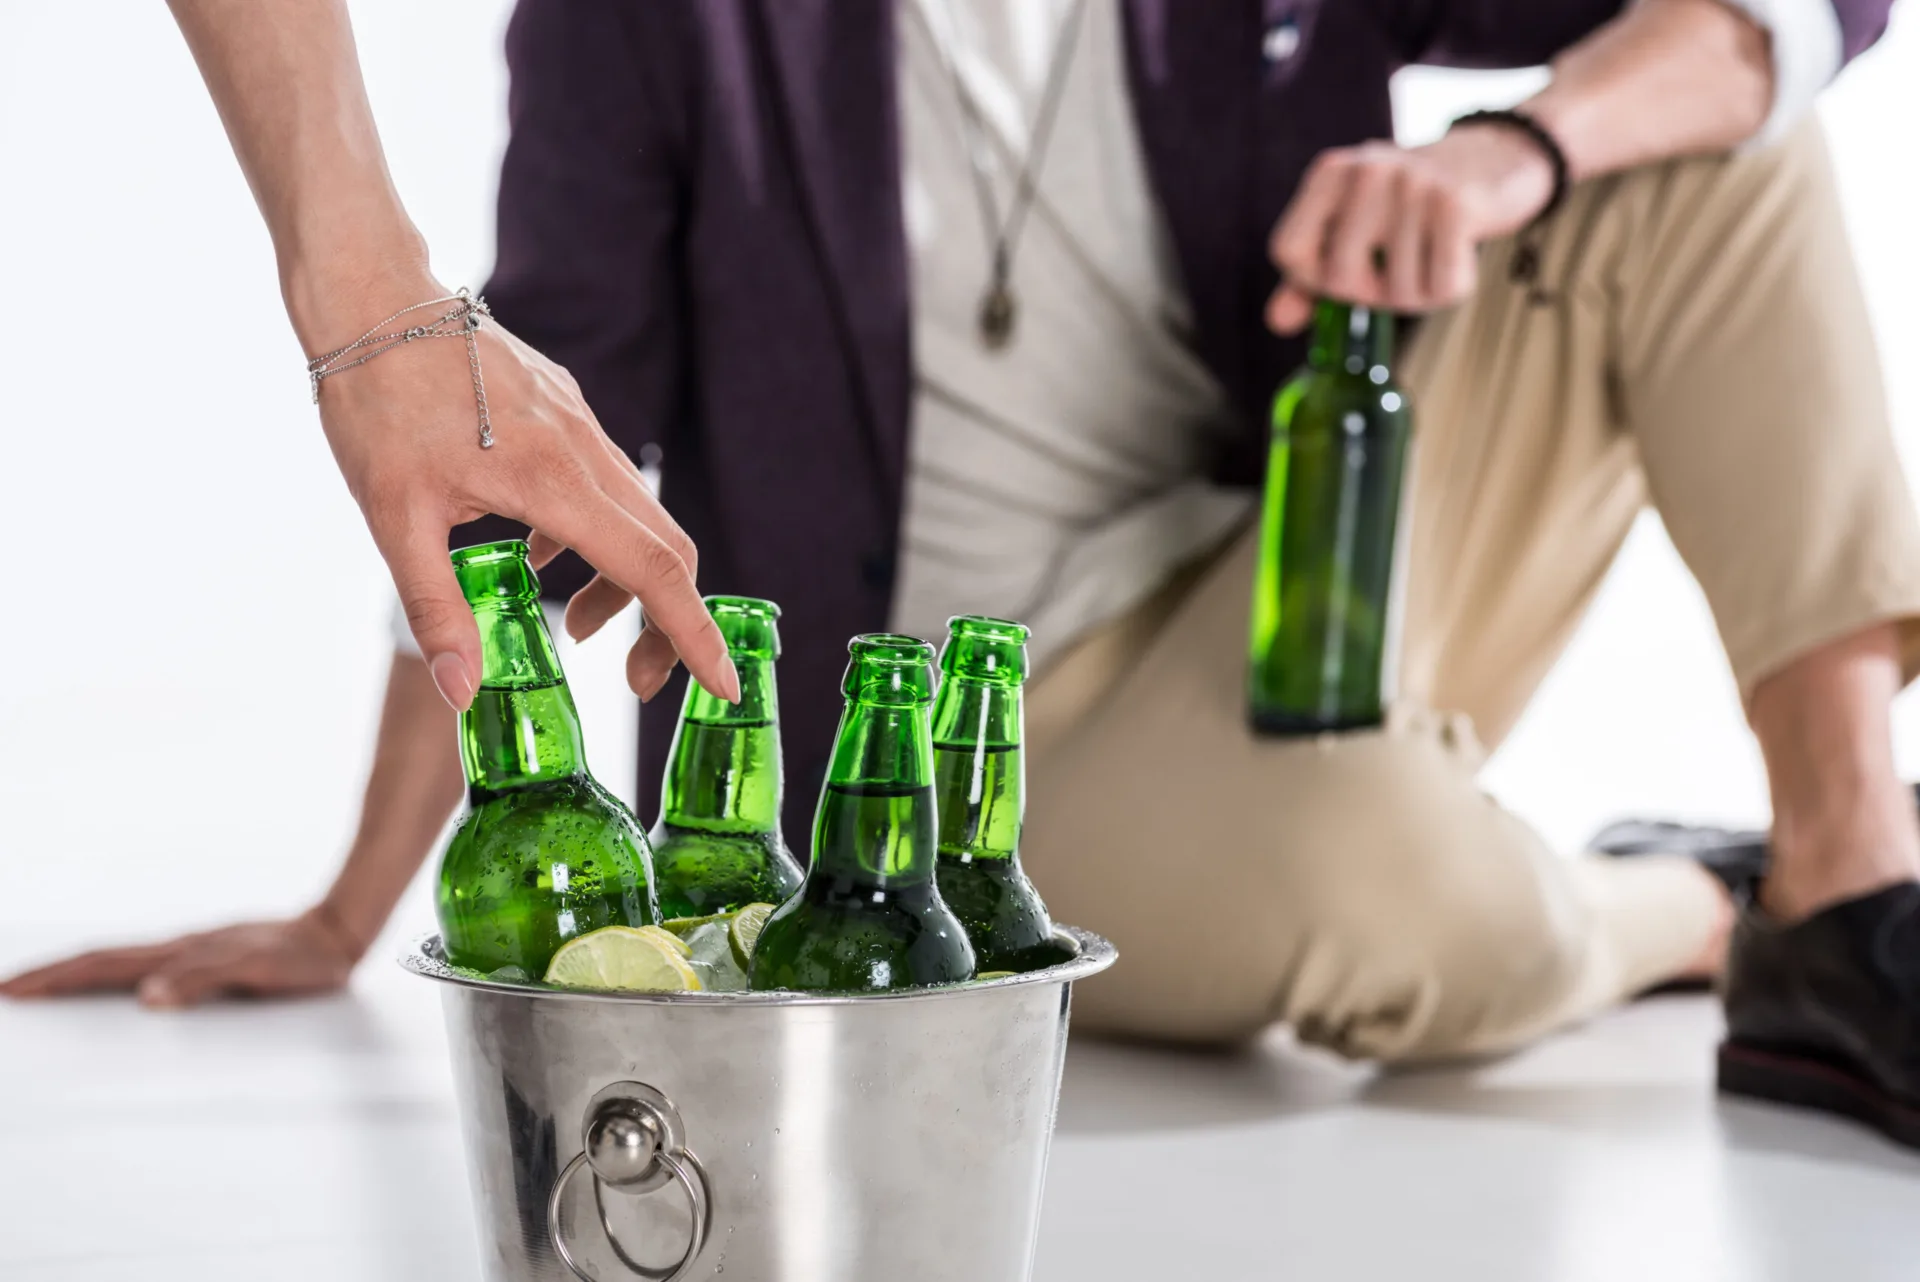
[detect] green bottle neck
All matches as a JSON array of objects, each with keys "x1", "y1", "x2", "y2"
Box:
[
  {"x1": 459, "y1": 599, "x2": 586, "y2": 794},
  {"x1": 660, "y1": 653, "x2": 782, "y2": 833},
  {"x1": 931, "y1": 678, "x2": 1024, "y2": 863},
  {"x1": 452, "y1": 541, "x2": 586, "y2": 795},
  {"x1": 822, "y1": 694, "x2": 934, "y2": 794},
  {"x1": 1307, "y1": 300, "x2": 1395, "y2": 380},
  {"x1": 812, "y1": 636, "x2": 938, "y2": 883}
]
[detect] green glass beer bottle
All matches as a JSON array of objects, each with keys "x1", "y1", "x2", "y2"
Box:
[
  {"x1": 435, "y1": 540, "x2": 659, "y2": 974},
  {"x1": 748, "y1": 634, "x2": 977, "y2": 992},
  {"x1": 1247, "y1": 300, "x2": 1413, "y2": 735},
  {"x1": 930, "y1": 616, "x2": 1057, "y2": 972},
  {"x1": 648, "y1": 596, "x2": 803, "y2": 920}
]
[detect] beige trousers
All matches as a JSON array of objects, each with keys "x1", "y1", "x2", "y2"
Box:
[{"x1": 1019, "y1": 122, "x2": 1920, "y2": 1064}]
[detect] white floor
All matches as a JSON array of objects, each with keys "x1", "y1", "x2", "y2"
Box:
[{"x1": 3, "y1": 938, "x2": 1916, "y2": 1282}]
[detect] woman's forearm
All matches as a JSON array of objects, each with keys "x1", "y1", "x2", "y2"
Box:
[
  {"x1": 162, "y1": 0, "x2": 737, "y2": 714},
  {"x1": 165, "y1": 0, "x2": 433, "y2": 348},
  {"x1": 318, "y1": 653, "x2": 467, "y2": 958}
]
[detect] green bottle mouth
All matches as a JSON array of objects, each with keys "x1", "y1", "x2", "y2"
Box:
[
  {"x1": 452, "y1": 540, "x2": 540, "y2": 605},
  {"x1": 707, "y1": 594, "x2": 780, "y2": 619},
  {"x1": 451, "y1": 539, "x2": 528, "y2": 567},
  {"x1": 707, "y1": 595, "x2": 782, "y2": 659},
  {"x1": 850, "y1": 633, "x2": 935, "y2": 660},
  {"x1": 1307, "y1": 298, "x2": 1395, "y2": 374},
  {"x1": 843, "y1": 634, "x2": 937, "y2": 706},
  {"x1": 941, "y1": 615, "x2": 1030, "y2": 685},
  {"x1": 947, "y1": 615, "x2": 1028, "y2": 643}
]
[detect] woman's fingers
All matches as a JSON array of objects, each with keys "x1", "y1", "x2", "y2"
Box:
[
  {"x1": 626, "y1": 624, "x2": 682, "y2": 703},
  {"x1": 512, "y1": 449, "x2": 714, "y2": 705},
  {"x1": 2, "y1": 918, "x2": 358, "y2": 1009},
  {"x1": 532, "y1": 426, "x2": 732, "y2": 699},
  {"x1": 557, "y1": 449, "x2": 711, "y2": 704},
  {"x1": 521, "y1": 483, "x2": 738, "y2": 703},
  {"x1": 138, "y1": 946, "x2": 250, "y2": 1009},
  {"x1": 594, "y1": 436, "x2": 694, "y2": 580},
  {"x1": 527, "y1": 529, "x2": 567, "y2": 570},
  {"x1": 314, "y1": 310, "x2": 729, "y2": 705},
  {"x1": 555, "y1": 438, "x2": 689, "y2": 643},
  {"x1": 0, "y1": 941, "x2": 185, "y2": 997},
  {"x1": 137, "y1": 924, "x2": 353, "y2": 1008},
  {"x1": 367, "y1": 506, "x2": 482, "y2": 712},
  {"x1": 564, "y1": 572, "x2": 639, "y2": 643}
]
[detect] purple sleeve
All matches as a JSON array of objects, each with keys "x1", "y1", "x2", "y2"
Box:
[
  {"x1": 1377, "y1": 0, "x2": 1892, "y2": 69},
  {"x1": 484, "y1": 1, "x2": 691, "y2": 458},
  {"x1": 457, "y1": 1, "x2": 695, "y2": 599},
  {"x1": 1369, "y1": 0, "x2": 1626, "y2": 67},
  {"x1": 1831, "y1": 0, "x2": 1895, "y2": 61}
]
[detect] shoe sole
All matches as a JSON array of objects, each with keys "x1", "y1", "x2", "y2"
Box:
[{"x1": 1717, "y1": 1039, "x2": 1920, "y2": 1150}]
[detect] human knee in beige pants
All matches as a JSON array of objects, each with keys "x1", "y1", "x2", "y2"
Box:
[
  {"x1": 1020, "y1": 121, "x2": 1920, "y2": 1063},
  {"x1": 1024, "y1": 531, "x2": 1599, "y2": 1060}
]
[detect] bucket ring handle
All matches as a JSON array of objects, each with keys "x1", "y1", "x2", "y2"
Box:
[{"x1": 547, "y1": 1082, "x2": 711, "y2": 1282}]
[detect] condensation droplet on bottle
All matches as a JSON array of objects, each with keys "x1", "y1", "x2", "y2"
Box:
[{"x1": 744, "y1": 1140, "x2": 752, "y2": 1148}]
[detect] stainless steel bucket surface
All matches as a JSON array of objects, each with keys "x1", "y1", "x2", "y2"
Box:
[{"x1": 404, "y1": 927, "x2": 1116, "y2": 1282}]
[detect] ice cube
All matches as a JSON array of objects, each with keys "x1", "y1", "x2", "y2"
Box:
[{"x1": 685, "y1": 920, "x2": 748, "y2": 992}]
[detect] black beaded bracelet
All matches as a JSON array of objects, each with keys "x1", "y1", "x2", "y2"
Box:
[{"x1": 1449, "y1": 108, "x2": 1570, "y2": 222}]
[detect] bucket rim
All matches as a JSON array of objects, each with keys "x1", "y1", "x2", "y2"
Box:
[{"x1": 400, "y1": 925, "x2": 1116, "y2": 1006}]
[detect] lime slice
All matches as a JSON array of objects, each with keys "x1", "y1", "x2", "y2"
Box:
[
  {"x1": 639, "y1": 924, "x2": 693, "y2": 957},
  {"x1": 976, "y1": 971, "x2": 1016, "y2": 980},
  {"x1": 662, "y1": 912, "x2": 731, "y2": 939},
  {"x1": 729, "y1": 903, "x2": 776, "y2": 970},
  {"x1": 543, "y1": 925, "x2": 703, "y2": 993}
]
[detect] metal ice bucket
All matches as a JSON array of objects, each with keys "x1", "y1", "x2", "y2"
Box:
[{"x1": 403, "y1": 927, "x2": 1115, "y2": 1282}]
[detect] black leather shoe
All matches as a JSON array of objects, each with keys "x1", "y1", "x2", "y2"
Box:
[
  {"x1": 1591, "y1": 784, "x2": 1920, "y2": 905},
  {"x1": 1718, "y1": 883, "x2": 1920, "y2": 1149},
  {"x1": 1588, "y1": 818, "x2": 1769, "y2": 902}
]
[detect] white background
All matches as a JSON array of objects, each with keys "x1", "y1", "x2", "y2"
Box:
[{"x1": 3, "y1": 2, "x2": 1919, "y2": 968}]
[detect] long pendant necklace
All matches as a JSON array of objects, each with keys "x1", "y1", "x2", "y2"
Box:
[{"x1": 919, "y1": 0, "x2": 1089, "y2": 350}]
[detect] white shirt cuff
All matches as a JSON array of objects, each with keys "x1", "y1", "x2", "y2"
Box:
[{"x1": 1722, "y1": 0, "x2": 1844, "y2": 148}]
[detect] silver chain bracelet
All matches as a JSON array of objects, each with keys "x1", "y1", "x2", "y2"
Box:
[{"x1": 306, "y1": 288, "x2": 496, "y2": 449}]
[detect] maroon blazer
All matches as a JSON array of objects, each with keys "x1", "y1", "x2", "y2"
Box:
[{"x1": 461, "y1": 0, "x2": 1895, "y2": 840}]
